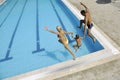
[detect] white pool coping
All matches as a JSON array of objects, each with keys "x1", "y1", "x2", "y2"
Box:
[
  {"x1": 0, "y1": 0, "x2": 6, "y2": 5},
  {"x1": 5, "y1": 0, "x2": 120, "y2": 80}
]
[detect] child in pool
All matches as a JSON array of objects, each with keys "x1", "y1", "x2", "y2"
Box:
[{"x1": 72, "y1": 34, "x2": 83, "y2": 52}]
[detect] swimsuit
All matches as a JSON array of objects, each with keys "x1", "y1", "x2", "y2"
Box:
[
  {"x1": 75, "y1": 37, "x2": 81, "y2": 48},
  {"x1": 80, "y1": 20, "x2": 93, "y2": 29},
  {"x1": 58, "y1": 36, "x2": 68, "y2": 45},
  {"x1": 64, "y1": 38, "x2": 68, "y2": 45},
  {"x1": 87, "y1": 23, "x2": 93, "y2": 29}
]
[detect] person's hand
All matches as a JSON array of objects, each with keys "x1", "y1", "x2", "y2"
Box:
[
  {"x1": 71, "y1": 32, "x2": 74, "y2": 35},
  {"x1": 71, "y1": 32, "x2": 74, "y2": 38},
  {"x1": 44, "y1": 26, "x2": 48, "y2": 31},
  {"x1": 71, "y1": 32, "x2": 74, "y2": 36}
]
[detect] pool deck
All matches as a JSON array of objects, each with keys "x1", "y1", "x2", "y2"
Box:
[{"x1": 56, "y1": 0, "x2": 120, "y2": 80}]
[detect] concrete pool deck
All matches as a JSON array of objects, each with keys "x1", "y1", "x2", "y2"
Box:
[{"x1": 56, "y1": 0, "x2": 120, "y2": 80}]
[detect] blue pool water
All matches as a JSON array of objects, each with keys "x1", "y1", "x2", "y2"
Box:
[{"x1": 0, "y1": 0, "x2": 104, "y2": 79}]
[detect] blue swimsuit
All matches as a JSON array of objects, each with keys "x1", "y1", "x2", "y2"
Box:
[{"x1": 87, "y1": 23, "x2": 93, "y2": 29}]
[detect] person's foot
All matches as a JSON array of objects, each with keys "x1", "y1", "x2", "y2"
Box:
[
  {"x1": 83, "y1": 35, "x2": 86, "y2": 39},
  {"x1": 93, "y1": 38, "x2": 96, "y2": 43},
  {"x1": 73, "y1": 46, "x2": 78, "y2": 52},
  {"x1": 75, "y1": 49, "x2": 78, "y2": 52},
  {"x1": 73, "y1": 58, "x2": 76, "y2": 60},
  {"x1": 73, "y1": 57, "x2": 76, "y2": 60},
  {"x1": 78, "y1": 26, "x2": 81, "y2": 29}
]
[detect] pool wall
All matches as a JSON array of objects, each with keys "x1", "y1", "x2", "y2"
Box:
[{"x1": 5, "y1": 0, "x2": 120, "y2": 80}]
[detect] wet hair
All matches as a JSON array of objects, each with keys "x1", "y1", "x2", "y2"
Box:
[
  {"x1": 56, "y1": 26, "x2": 61, "y2": 31},
  {"x1": 81, "y1": 10, "x2": 85, "y2": 16},
  {"x1": 75, "y1": 34, "x2": 79, "y2": 39}
]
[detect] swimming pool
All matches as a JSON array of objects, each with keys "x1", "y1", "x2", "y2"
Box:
[{"x1": 0, "y1": 0, "x2": 110, "y2": 79}]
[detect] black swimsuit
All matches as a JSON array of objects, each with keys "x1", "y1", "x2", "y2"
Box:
[{"x1": 87, "y1": 23, "x2": 93, "y2": 29}]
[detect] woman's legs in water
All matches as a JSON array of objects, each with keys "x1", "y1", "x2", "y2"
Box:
[
  {"x1": 64, "y1": 44, "x2": 76, "y2": 60},
  {"x1": 73, "y1": 44, "x2": 78, "y2": 52},
  {"x1": 58, "y1": 39, "x2": 76, "y2": 60}
]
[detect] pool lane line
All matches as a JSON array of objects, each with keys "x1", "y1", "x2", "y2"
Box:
[
  {"x1": 32, "y1": 0, "x2": 45, "y2": 54},
  {"x1": 0, "y1": 0, "x2": 18, "y2": 28},
  {"x1": 50, "y1": 0, "x2": 75, "y2": 43},
  {"x1": 57, "y1": 0, "x2": 79, "y2": 27},
  {"x1": 0, "y1": 0, "x2": 28, "y2": 62}
]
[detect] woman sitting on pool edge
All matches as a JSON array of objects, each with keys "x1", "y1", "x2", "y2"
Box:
[{"x1": 44, "y1": 26, "x2": 76, "y2": 60}]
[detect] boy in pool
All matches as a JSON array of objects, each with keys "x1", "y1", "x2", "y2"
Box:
[
  {"x1": 72, "y1": 34, "x2": 82, "y2": 52},
  {"x1": 78, "y1": 2, "x2": 96, "y2": 43},
  {"x1": 45, "y1": 26, "x2": 76, "y2": 60}
]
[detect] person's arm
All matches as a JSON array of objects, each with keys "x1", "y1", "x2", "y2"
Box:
[
  {"x1": 64, "y1": 31, "x2": 73, "y2": 35},
  {"x1": 44, "y1": 26, "x2": 59, "y2": 34},
  {"x1": 64, "y1": 31, "x2": 74, "y2": 39},
  {"x1": 80, "y1": 2, "x2": 89, "y2": 12},
  {"x1": 83, "y1": 17, "x2": 87, "y2": 38}
]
